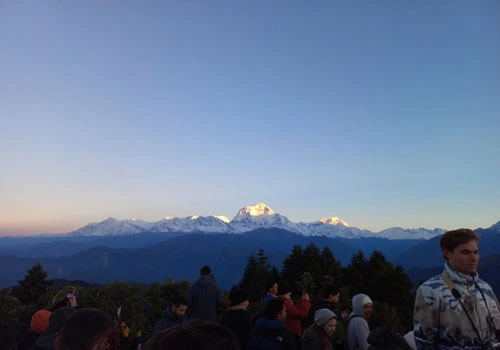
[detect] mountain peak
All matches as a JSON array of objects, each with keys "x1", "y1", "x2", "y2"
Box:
[
  {"x1": 215, "y1": 215, "x2": 230, "y2": 223},
  {"x1": 103, "y1": 217, "x2": 118, "y2": 222},
  {"x1": 320, "y1": 217, "x2": 350, "y2": 227},
  {"x1": 237, "y1": 203, "x2": 275, "y2": 216}
]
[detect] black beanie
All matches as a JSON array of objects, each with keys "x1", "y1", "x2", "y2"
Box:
[{"x1": 229, "y1": 289, "x2": 248, "y2": 306}]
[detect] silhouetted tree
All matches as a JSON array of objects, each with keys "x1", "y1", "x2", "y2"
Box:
[
  {"x1": 12, "y1": 262, "x2": 53, "y2": 307},
  {"x1": 342, "y1": 250, "x2": 369, "y2": 295},
  {"x1": 281, "y1": 245, "x2": 307, "y2": 294},
  {"x1": 239, "y1": 249, "x2": 278, "y2": 302}
]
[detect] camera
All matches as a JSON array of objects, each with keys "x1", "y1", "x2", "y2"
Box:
[{"x1": 66, "y1": 291, "x2": 73, "y2": 298}]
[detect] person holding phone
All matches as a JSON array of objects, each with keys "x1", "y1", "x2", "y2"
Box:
[{"x1": 66, "y1": 289, "x2": 77, "y2": 308}]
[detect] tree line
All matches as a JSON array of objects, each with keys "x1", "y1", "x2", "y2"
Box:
[{"x1": 0, "y1": 242, "x2": 415, "y2": 350}]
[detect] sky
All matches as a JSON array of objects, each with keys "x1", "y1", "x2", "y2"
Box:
[{"x1": 1, "y1": 1, "x2": 499, "y2": 237}]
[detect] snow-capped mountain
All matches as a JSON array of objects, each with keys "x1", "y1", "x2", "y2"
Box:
[
  {"x1": 376, "y1": 227, "x2": 445, "y2": 240},
  {"x1": 483, "y1": 221, "x2": 500, "y2": 233},
  {"x1": 230, "y1": 203, "x2": 302, "y2": 234},
  {"x1": 68, "y1": 217, "x2": 153, "y2": 236},
  {"x1": 298, "y1": 218, "x2": 374, "y2": 238},
  {"x1": 150, "y1": 215, "x2": 233, "y2": 234},
  {"x1": 64, "y1": 203, "x2": 447, "y2": 240}
]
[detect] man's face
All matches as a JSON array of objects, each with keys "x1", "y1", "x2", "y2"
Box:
[
  {"x1": 363, "y1": 303, "x2": 373, "y2": 320},
  {"x1": 444, "y1": 240, "x2": 479, "y2": 275},
  {"x1": 328, "y1": 292, "x2": 340, "y2": 303},
  {"x1": 269, "y1": 283, "x2": 278, "y2": 296},
  {"x1": 172, "y1": 304, "x2": 188, "y2": 319}
]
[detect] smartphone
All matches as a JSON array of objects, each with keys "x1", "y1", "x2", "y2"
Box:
[{"x1": 67, "y1": 291, "x2": 73, "y2": 298}]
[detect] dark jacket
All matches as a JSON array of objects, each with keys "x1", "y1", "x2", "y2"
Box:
[
  {"x1": 302, "y1": 328, "x2": 333, "y2": 350},
  {"x1": 221, "y1": 305, "x2": 252, "y2": 349},
  {"x1": 309, "y1": 301, "x2": 346, "y2": 350},
  {"x1": 17, "y1": 331, "x2": 40, "y2": 350},
  {"x1": 247, "y1": 317, "x2": 298, "y2": 350},
  {"x1": 153, "y1": 307, "x2": 187, "y2": 334},
  {"x1": 186, "y1": 275, "x2": 222, "y2": 321}
]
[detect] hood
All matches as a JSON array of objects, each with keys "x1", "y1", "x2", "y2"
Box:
[
  {"x1": 161, "y1": 307, "x2": 184, "y2": 323},
  {"x1": 194, "y1": 275, "x2": 217, "y2": 288},
  {"x1": 351, "y1": 293, "x2": 372, "y2": 318}
]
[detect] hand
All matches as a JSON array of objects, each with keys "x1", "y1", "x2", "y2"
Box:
[
  {"x1": 68, "y1": 289, "x2": 77, "y2": 307},
  {"x1": 302, "y1": 291, "x2": 309, "y2": 301}
]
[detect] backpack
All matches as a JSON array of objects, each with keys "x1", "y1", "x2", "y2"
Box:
[
  {"x1": 344, "y1": 314, "x2": 361, "y2": 349},
  {"x1": 366, "y1": 327, "x2": 412, "y2": 350}
]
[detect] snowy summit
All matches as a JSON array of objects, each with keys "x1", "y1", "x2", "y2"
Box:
[
  {"x1": 65, "y1": 202, "x2": 446, "y2": 240},
  {"x1": 236, "y1": 202, "x2": 275, "y2": 216}
]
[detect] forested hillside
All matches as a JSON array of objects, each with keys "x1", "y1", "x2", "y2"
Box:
[{"x1": 1, "y1": 243, "x2": 414, "y2": 350}]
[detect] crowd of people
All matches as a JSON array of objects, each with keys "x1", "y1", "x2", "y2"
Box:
[{"x1": 16, "y1": 229, "x2": 500, "y2": 350}]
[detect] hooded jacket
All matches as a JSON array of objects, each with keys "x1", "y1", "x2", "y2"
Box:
[
  {"x1": 414, "y1": 262, "x2": 500, "y2": 350},
  {"x1": 153, "y1": 306, "x2": 187, "y2": 334},
  {"x1": 186, "y1": 275, "x2": 222, "y2": 321},
  {"x1": 346, "y1": 294, "x2": 372, "y2": 350}
]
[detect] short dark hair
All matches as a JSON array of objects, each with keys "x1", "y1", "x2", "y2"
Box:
[
  {"x1": 171, "y1": 295, "x2": 188, "y2": 307},
  {"x1": 144, "y1": 320, "x2": 240, "y2": 350},
  {"x1": 440, "y1": 229, "x2": 479, "y2": 260},
  {"x1": 59, "y1": 308, "x2": 111, "y2": 350},
  {"x1": 200, "y1": 266, "x2": 212, "y2": 275},
  {"x1": 265, "y1": 281, "x2": 277, "y2": 291},
  {"x1": 323, "y1": 284, "x2": 339, "y2": 299},
  {"x1": 263, "y1": 298, "x2": 285, "y2": 320}
]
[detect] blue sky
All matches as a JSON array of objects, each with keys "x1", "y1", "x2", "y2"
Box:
[{"x1": 1, "y1": 1, "x2": 499, "y2": 236}]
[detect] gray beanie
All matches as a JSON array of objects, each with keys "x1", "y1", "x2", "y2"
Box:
[{"x1": 314, "y1": 308, "x2": 337, "y2": 326}]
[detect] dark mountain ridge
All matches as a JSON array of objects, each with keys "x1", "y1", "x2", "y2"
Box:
[{"x1": 2, "y1": 226, "x2": 499, "y2": 292}]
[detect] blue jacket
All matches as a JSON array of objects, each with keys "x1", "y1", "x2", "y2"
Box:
[
  {"x1": 414, "y1": 262, "x2": 500, "y2": 349},
  {"x1": 247, "y1": 317, "x2": 297, "y2": 350}
]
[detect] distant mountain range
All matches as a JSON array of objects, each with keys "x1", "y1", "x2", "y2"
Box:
[
  {"x1": 1, "y1": 203, "x2": 499, "y2": 292},
  {"x1": 47, "y1": 203, "x2": 447, "y2": 240}
]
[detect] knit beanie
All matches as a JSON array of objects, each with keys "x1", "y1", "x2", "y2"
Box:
[
  {"x1": 229, "y1": 289, "x2": 248, "y2": 306},
  {"x1": 278, "y1": 281, "x2": 291, "y2": 295},
  {"x1": 31, "y1": 310, "x2": 52, "y2": 334},
  {"x1": 314, "y1": 308, "x2": 337, "y2": 327}
]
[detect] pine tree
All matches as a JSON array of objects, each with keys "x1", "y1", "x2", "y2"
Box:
[
  {"x1": 319, "y1": 246, "x2": 342, "y2": 287},
  {"x1": 12, "y1": 262, "x2": 53, "y2": 307},
  {"x1": 342, "y1": 250, "x2": 369, "y2": 295},
  {"x1": 239, "y1": 249, "x2": 278, "y2": 302},
  {"x1": 281, "y1": 245, "x2": 305, "y2": 294}
]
